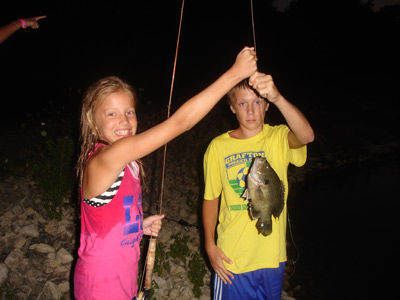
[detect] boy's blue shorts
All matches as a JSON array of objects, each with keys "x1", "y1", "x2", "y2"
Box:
[{"x1": 213, "y1": 262, "x2": 285, "y2": 300}]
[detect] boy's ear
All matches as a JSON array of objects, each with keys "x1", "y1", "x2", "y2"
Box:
[
  {"x1": 230, "y1": 105, "x2": 237, "y2": 114},
  {"x1": 265, "y1": 102, "x2": 270, "y2": 112}
]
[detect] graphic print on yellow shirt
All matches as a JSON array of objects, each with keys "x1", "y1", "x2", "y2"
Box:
[{"x1": 225, "y1": 151, "x2": 265, "y2": 213}]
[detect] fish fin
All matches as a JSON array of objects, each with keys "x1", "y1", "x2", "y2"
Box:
[
  {"x1": 242, "y1": 188, "x2": 249, "y2": 200},
  {"x1": 249, "y1": 205, "x2": 261, "y2": 220},
  {"x1": 273, "y1": 181, "x2": 285, "y2": 218}
]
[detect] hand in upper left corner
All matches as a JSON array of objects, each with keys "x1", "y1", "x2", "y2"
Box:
[
  {"x1": 24, "y1": 15, "x2": 47, "y2": 29},
  {"x1": 143, "y1": 214, "x2": 164, "y2": 237}
]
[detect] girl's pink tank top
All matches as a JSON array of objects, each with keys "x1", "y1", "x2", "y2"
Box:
[{"x1": 74, "y1": 144, "x2": 143, "y2": 300}]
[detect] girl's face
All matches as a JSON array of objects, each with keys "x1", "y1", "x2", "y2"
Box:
[{"x1": 94, "y1": 90, "x2": 137, "y2": 144}]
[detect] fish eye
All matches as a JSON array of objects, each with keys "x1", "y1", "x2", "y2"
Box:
[{"x1": 264, "y1": 179, "x2": 270, "y2": 185}]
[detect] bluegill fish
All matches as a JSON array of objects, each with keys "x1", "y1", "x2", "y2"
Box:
[{"x1": 242, "y1": 156, "x2": 285, "y2": 236}]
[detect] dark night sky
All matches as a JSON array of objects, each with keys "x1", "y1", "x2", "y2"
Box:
[
  {"x1": 1, "y1": 0, "x2": 399, "y2": 138},
  {"x1": 1, "y1": 0, "x2": 263, "y2": 118}
]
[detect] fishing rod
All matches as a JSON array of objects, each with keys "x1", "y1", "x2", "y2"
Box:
[
  {"x1": 138, "y1": 1, "x2": 259, "y2": 298},
  {"x1": 137, "y1": 0, "x2": 185, "y2": 299}
]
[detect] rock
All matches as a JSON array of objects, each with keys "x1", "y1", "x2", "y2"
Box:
[
  {"x1": 56, "y1": 247, "x2": 73, "y2": 264},
  {"x1": 29, "y1": 243, "x2": 56, "y2": 254},
  {"x1": 158, "y1": 226, "x2": 173, "y2": 244},
  {"x1": 25, "y1": 268, "x2": 46, "y2": 286},
  {"x1": 168, "y1": 288, "x2": 180, "y2": 299},
  {"x1": 12, "y1": 205, "x2": 24, "y2": 216},
  {"x1": 24, "y1": 207, "x2": 37, "y2": 216},
  {"x1": 15, "y1": 285, "x2": 32, "y2": 300},
  {"x1": 19, "y1": 224, "x2": 40, "y2": 237},
  {"x1": 44, "y1": 220, "x2": 59, "y2": 236},
  {"x1": 4, "y1": 249, "x2": 24, "y2": 269},
  {"x1": 179, "y1": 284, "x2": 194, "y2": 299},
  {"x1": 168, "y1": 263, "x2": 186, "y2": 278},
  {"x1": 3, "y1": 210, "x2": 15, "y2": 219},
  {"x1": 0, "y1": 263, "x2": 9, "y2": 284},
  {"x1": 14, "y1": 236, "x2": 27, "y2": 248},
  {"x1": 47, "y1": 256, "x2": 62, "y2": 268},
  {"x1": 54, "y1": 265, "x2": 70, "y2": 278},
  {"x1": 8, "y1": 269, "x2": 25, "y2": 288},
  {"x1": 4, "y1": 231, "x2": 16, "y2": 240},
  {"x1": 1, "y1": 216, "x2": 12, "y2": 227},
  {"x1": 58, "y1": 281, "x2": 70, "y2": 293},
  {"x1": 43, "y1": 264, "x2": 54, "y2": 274},
  {"x1": 36, "y1": 281, "x2": 62, "y2": 300},
  {"x1": 152, "y1": 275, "x2": 169, "y2": 298}
]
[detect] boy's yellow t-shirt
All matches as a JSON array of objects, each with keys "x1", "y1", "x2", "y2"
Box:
[{"x1": 203, "y1": 124, "x2": 306, "y2": 273}]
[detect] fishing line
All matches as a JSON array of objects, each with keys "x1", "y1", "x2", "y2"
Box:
[
  {"x1": 250, "y1": 0, "x2": 300, "y2": 281},
  {"x1": 138, "y1": 1, "x2": 185, "y2": 298},
  {"x1": 143, "y1": 211, "x2": 198, "y2": 229},
  {"x1": 287, "y1": 209, "x2": 300, "y2": 279},
  {"x1": 250, "y1": 0, "x2": 257, "y2": 53}
]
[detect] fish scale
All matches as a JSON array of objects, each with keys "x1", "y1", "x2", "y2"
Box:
[{"x1": 242, "y1": 156, "x2": 285, "y2": 236}]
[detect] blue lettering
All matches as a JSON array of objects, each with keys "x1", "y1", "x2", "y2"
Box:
[
  {"x1": 137, "y1": 193, "x2": 143, "y2": 231},
  {"x1": 122, "y1": 193, "x2": 143, "y2": 235},
  {"x1": 120, "y1": 232, "x2": 144, "y2": 248}
]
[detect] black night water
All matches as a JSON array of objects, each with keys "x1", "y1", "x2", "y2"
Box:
[{"x1": 288, "y1": 156, "x2": 400, "y2": 300}]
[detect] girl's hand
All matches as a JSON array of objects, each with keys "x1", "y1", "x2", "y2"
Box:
[
  {"x1": 230, "y1": 47, "x2": 258, "y2": 80},
  {"x1": 143, "y1": 214, "x2": 164, "y2": 237}
]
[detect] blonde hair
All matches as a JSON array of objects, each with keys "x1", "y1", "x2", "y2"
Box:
[
  {"x1": 76, "y1": 76, "x2": 138, "y2": 188},
  {"x1": 226, "y1": 79, "x2": 265, "y2": 106},
  {"x1": 226, "y1": 79, "x2": 250, "y2": 105}
]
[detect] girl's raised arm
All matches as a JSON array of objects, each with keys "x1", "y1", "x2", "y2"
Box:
[
  {"x1": 112, "y1": 47, "x2": 256, "y2": 163},
  {"x1": 84, "y1": 47, "x2": 257, "y2": 198}
]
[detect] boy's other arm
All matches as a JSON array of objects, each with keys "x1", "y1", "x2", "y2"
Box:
[
  {"x1": 203, "y1": 198, "x2": 234, "y2": 284},
  {"x1": 249, "y1": 72, "x2": 314, "y2": 148},
  {"x1": 272, "y1": 95, "x2": 314, "y2": 148}
]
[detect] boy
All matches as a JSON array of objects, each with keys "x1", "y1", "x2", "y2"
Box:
[{"x1": 202, "y1": 72, "x2": 314, "y2": 300}]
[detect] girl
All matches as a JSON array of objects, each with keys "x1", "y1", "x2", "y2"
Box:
[{"x1": 73, "y1": 47, "x2": 257, "y2": 300}]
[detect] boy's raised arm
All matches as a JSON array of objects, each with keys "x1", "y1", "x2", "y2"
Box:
[{"x1": 249, "y1": 72, "x2": 314, "y2": 148}]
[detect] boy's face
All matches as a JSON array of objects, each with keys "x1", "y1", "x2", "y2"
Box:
[{"x1": 230, "y1": 87, "x2": 269, "y2": 133}]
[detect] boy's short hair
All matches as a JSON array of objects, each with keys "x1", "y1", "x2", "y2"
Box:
[{"x1": 226, "y1": 79, "x2": 265, "y2": 105}]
